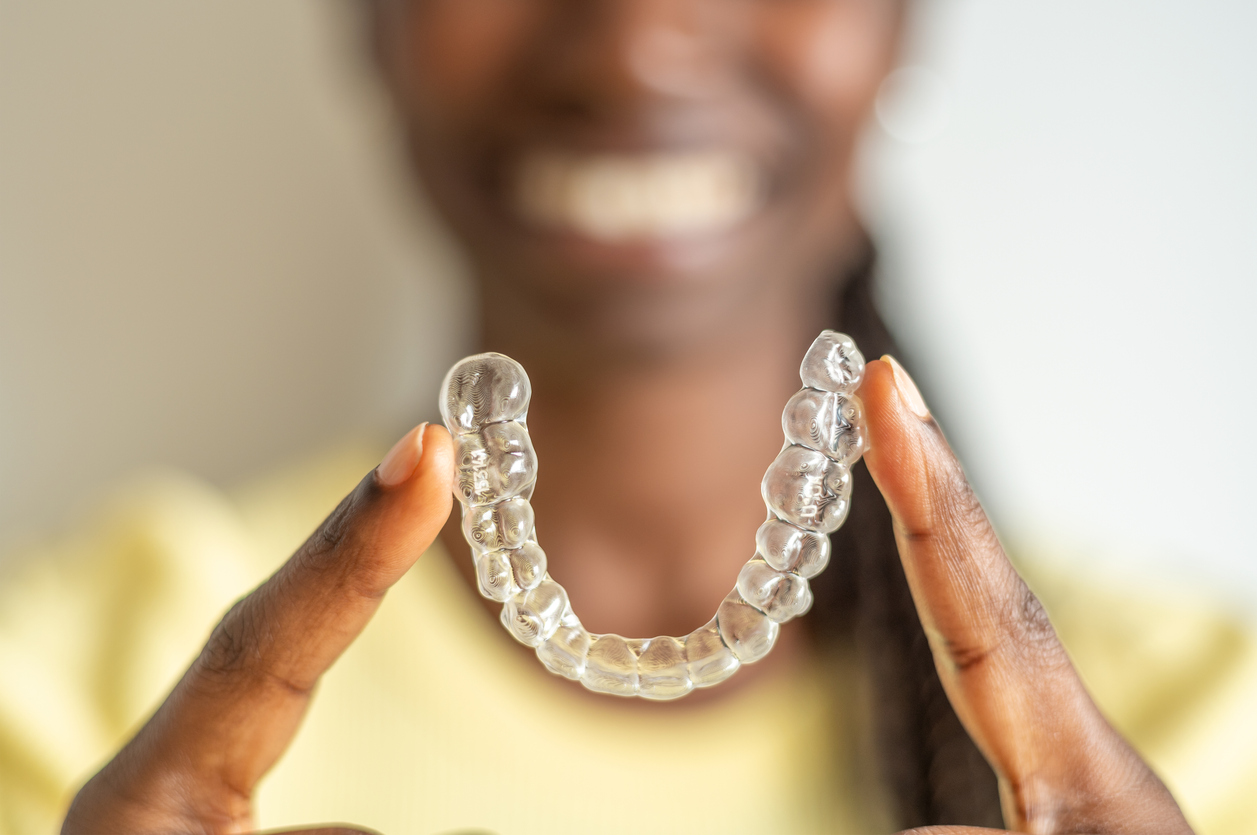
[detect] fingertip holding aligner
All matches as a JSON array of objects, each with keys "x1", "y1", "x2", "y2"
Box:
[{"x1": 440, "y1": 331, "x2": 865, "y2": 699}]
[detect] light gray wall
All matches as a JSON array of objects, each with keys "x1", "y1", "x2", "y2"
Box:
[
  {"x1": 864, "y1": 1, "x2": 1257, "y2": 611},
  {"x1": 0, "y1": 0, "x2": 473, "y2": 557},
  {"x1": 2, "y1": 2, "x2": 1254, "y2": 611}
]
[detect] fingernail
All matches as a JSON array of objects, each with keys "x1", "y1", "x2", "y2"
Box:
[
  {"x1": 883, "y1": 355, "x2": 930, "y2": 420},
  {"x1": 377, "y1": 423, "x2": 427, "y2": 487}
]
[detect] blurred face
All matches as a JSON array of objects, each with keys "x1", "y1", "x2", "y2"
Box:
[{"x1": 373, "y1": 0, "x2": 903, "y2": 352}]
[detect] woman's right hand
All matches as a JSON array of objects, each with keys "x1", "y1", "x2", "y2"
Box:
[
  {"x1": 62, "y1": 423, "x2": 454, "y2": 835},
  {"x1": 859, "y1": 358, "x2": 1193, "y2": 834}
]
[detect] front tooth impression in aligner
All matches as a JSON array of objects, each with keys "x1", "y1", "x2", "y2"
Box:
[{"x1": 438, "y1": 330, "x2": 866, "y2": 700}]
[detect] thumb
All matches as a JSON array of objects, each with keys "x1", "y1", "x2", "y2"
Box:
[{"x1": 65, "y1": 424, "x2": 454, "y2": 834}]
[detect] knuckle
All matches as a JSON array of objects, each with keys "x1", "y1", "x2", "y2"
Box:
[
  {"x1": 940, "y1": 467, "x2": 992, "y2": 540},
  {"x1": 1003, "y1": 772, "x2": 1064, "y2": 830},
  {"x1": 936, "y1": 589, "x2": 1007, "y2": 673},
  {"x1": 944, "y1": 632, "x2": 1001, "y2": 674},
  {"x1": 294, "y1": 474, "x2": 393, "y2": 602},
  {"x1": 196, "y1": 593, "x2": 315, "y2": 699},
  {"x1": 303, "y1": 488, "x2": 362, "y2": 561},
  {"x1": 199, "y1": 597, "x2": 266, "y2": 680},
  {"x1": 1005, "y1": 582, "x2": 1068, "y2": 670},
  {"x1": 901, "y1": 459, "x2": 992, "y2": 545}
]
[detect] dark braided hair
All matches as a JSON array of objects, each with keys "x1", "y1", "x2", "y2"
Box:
[{"x1": 805, "y1": 246, "x2": 1004, "y2": 827}]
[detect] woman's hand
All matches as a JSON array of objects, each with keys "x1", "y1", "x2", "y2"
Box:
[
  {"x1": 859, "y1": 358, "x2": 1192, "y2": 834},
  {"x1": 62, "y1": 423, "x2": 455, "y2": 835}
]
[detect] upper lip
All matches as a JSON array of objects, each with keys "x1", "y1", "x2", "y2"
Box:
[{"x1": 479, "y1": 97, "x2": 787, "y2": 178}]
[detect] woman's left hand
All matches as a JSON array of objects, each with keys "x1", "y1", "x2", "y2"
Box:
[{"x1": 859, "y1": 357, "x2": 1193, "y2": 834}]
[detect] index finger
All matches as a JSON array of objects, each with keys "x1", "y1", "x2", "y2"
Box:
[
  {"x1": 859, "y1": 358, "x2": 1182, "y2": 831},
  {"x1": 68, "y1": 424, "x2": 454, "y2": 833}
]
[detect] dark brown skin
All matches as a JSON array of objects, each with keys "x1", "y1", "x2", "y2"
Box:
[{"x1": 64, "y1": 0, "x2": 1194, "y2": 832}]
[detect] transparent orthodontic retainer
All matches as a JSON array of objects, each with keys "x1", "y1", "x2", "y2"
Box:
[{"x1": 439, "y1": 331, "x2": 866, "y2": 700}]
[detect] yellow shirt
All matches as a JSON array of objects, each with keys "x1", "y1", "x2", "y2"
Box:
[{"x1": 0, "y1": 444, "x2": 1254, "y2": 834}]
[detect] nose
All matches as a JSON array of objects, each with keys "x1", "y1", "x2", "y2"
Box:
[{"x1": 535, "y1": 0, "x2": 731, "y2": 112}]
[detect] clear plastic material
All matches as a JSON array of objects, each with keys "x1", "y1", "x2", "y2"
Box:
[{"x1": 439, "y1": 330, "x2": 865, "y2": 699}]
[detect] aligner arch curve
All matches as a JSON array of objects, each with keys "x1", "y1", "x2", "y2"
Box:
[{"x1": 439, "y1": 331, "x2": 866, "y2": 700}]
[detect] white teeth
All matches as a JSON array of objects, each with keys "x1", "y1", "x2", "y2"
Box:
[{"x1": 513, "y1": 150, "x2": 762, "y2": 242}]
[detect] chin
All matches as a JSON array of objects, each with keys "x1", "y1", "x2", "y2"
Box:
[{"x1": 475, "y1": 235, "x2": 787, "y2": 364}]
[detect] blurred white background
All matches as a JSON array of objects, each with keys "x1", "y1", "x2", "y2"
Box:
[{"x1": 1, "y1": 2, "x2": 1254, "y2": 611}]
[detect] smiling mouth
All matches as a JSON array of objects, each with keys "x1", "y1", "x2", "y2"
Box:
[{"x1": 511, "y1": 149, "x2": 764, "y2": 244}]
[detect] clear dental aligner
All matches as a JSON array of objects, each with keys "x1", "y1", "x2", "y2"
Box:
[{"x1": 439, "y1": 331, "x2": 866, "y2": 700}]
